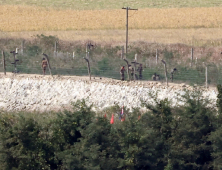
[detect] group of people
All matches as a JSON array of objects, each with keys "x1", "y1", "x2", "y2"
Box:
[
  {"x1": 120, "y1": 64, "x2": 161, "y2": 81},
  {"x1": 120, "y1": 64, "x2": 143, "y2": 81},
  {"x1": 151, "y1": 73, "x2": 160, "y2": 81},
  {"x1": 42, "y1": 58, "x2": 161, "y2": 81}
]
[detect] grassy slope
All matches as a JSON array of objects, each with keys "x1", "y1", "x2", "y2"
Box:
[{"x1": 0, "y1": 0, "x2": 221, "y2": 10}]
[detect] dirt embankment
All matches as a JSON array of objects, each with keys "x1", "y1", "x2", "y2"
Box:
[{"x1": 0, "y1": 73, "x2": 217, "y2": 113}]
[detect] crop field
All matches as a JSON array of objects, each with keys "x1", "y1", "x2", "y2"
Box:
[
  {"x1": 0, "y1": 0, "x2": 222, "y2": 46},
  {"x1": 0, "y1": 0, "x2": 221, "y2": 10},
  {"x1": 1, "y1": 5, "x2": 222, "y2": 31}
]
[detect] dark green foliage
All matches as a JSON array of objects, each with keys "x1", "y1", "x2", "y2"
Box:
[
  {"x1": 26, "y1": 45, "x2": 42, "y2": 57},
  {"x1": 169, "y1": 90, "x2": 215, "y2": 170},
  {"x1": 36, "y1": 34, "x2": 59, "y2": 50},
  {"x1": 0, "y1": 90, "x2": 220, "y2": 169},
  {"x1": 216, "y1": 84, "x2": 222, "y2": 114},
  {"x1": 164, "y1": 49, "x2": 174, "y2": 61}
]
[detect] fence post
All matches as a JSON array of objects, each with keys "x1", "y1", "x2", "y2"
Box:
[
  {"x1": 83, "y1": 57, "x2": 91, "y2": 80},
  {"x1": 161, "y1": 59, "x2": 168, "y2": 86},
  {"x1": 73, "y1": 52, "x2": 75, "y2": 59},
  {"x1": 21, "y1": 40, "x2": 24, "y2": 55},
  {"x1": 156, "y1": 49, "x2": 158, "y2": 64},
  {"x1": 42, "y1": 53, "x2": 52, "y2": 76},
  {"x1": 2, "y1": 51, "x2": 6, "y2": 75},
  {"x1": 54, "y1": 41, "x2": 57, "y2": 57},
  {"x1": 191, "y1": 48, "x2": 193, "y2": 67}
]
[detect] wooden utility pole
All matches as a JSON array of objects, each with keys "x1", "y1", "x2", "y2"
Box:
[
  {"x1": 161, "y1": 60, "x2": 168, "y2": 86},
  {"x1": 2, "y1": 51, "x2": 6, "y2": 75},
  {"x1": 42, "y1": 53, "x2": 52, "y2": 76},
  {"x1": 122, "y1": 7, "x2": 138, "y2": 56}
]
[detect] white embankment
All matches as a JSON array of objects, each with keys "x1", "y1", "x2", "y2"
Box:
[{"x1": 0, "y1": 74, "x2": 218, "y2": 112}]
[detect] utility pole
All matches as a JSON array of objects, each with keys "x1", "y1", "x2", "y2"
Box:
[{"x1": 122, "y1": 7, "x2": 138, "y2": 56}]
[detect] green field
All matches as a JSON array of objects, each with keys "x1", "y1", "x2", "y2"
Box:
[{"x1": 0, "y1": 0, "x2": 221, "y2": 9}]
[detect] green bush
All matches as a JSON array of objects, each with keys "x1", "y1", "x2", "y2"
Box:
[{"x1": 0, "y1": 89, "x2": 219, "y2": 169}]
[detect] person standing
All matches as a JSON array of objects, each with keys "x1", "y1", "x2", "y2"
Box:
[
  {"x1": 120, "y1": 66, "x2": 125, "y2": 81},
  {"x1": 42, "y1": 58, "x2": 48, "y2": 75},
  {"x1": 137, "y1": 64, "x2": 143, "y2": 80},
  {"x1": 152, "y1": 73, "x2": 156, "y2": 81}
]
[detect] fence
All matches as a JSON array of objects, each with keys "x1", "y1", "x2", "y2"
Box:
[
  {"x1": 1, "y1": 42, "x2": 222, "y2": 87},
  {"x1": 1, "y1": 60, "x2": 222, "y2": 87}
]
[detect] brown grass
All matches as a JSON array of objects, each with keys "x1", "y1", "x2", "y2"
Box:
[
  {"x1": 0, "y1": 5, "x2": 222, "y2": 32},
  {"x1": 1, "y1": 5, "x2": 222, "y2": 46},
  {"x1": 1, "y1": 28, "x2": 222, "y2": 47}
]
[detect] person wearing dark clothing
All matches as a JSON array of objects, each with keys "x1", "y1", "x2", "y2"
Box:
[
  {"x1": 120, "y1": 66, "x2": 125, "y2": 81},
  {"x1": 42, "y1": 58, "x2": 48, "y2": 75},
  {"x1": 130, "y1": 66, "x2": 134, "y2": 80},
  {"x1": 137, "y1": 64, "x2": 143, "y2": 80},
  {"x1": 152, "y1": 73, "x2": 156, "y2": 81}
]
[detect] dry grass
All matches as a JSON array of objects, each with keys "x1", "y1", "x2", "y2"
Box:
[
  {"x1": 0, "y1": 5, "x2": 222, "y2": 32},
  {"x1": 2, "y1": 28, "x2": 222, "y2": 47},
  {"x1": 0, "y1": 0, "x2": 221, "y2": 10},
  {"x1": 1, "y1": 5, "x2": 222, "y2": 46}
]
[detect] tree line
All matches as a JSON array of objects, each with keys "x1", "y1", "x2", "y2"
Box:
[{"x1": 0, "y1": 86, "x2": 222, "y2": 170}]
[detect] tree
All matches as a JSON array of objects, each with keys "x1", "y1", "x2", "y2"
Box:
[{"x1": 169, "y1": 90, "x2": 215, "y2": 170}]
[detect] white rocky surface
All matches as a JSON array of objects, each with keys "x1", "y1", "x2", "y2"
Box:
[{"x1": 0, "y1": 74, "x2": 218, "y2": 112}]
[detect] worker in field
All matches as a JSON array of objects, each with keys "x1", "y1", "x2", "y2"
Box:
[
  {"x1": 120, "y1": 66, "x2": 125, "y2": 81},
  {"x1": 137, "y1": 64, "x2": 143, "y2": 80},
  {"x1": 42, "y1": 58, "x2": 48, "y2": 75}
]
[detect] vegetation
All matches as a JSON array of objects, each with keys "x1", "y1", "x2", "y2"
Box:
[
  {"x1": 0, "y1": 0, "x2": 221, "y2": 10},
  {"x1": 0, "y1": 35, "x2": 221, "y2": 86},
  {"x1": 0, "y1": 5, "x2": 222, "y2": 32},
  {"x1": 0, "y1": 87, "x2": 221, "y2": 169}
]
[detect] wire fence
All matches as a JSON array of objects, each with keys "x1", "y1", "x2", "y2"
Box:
[
  {"x1": 2, "y1": 60, "x2": 222, "y2": 87},
  {"x1": 1, "y1": 41, "x2": 222, "y2": 87}
]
